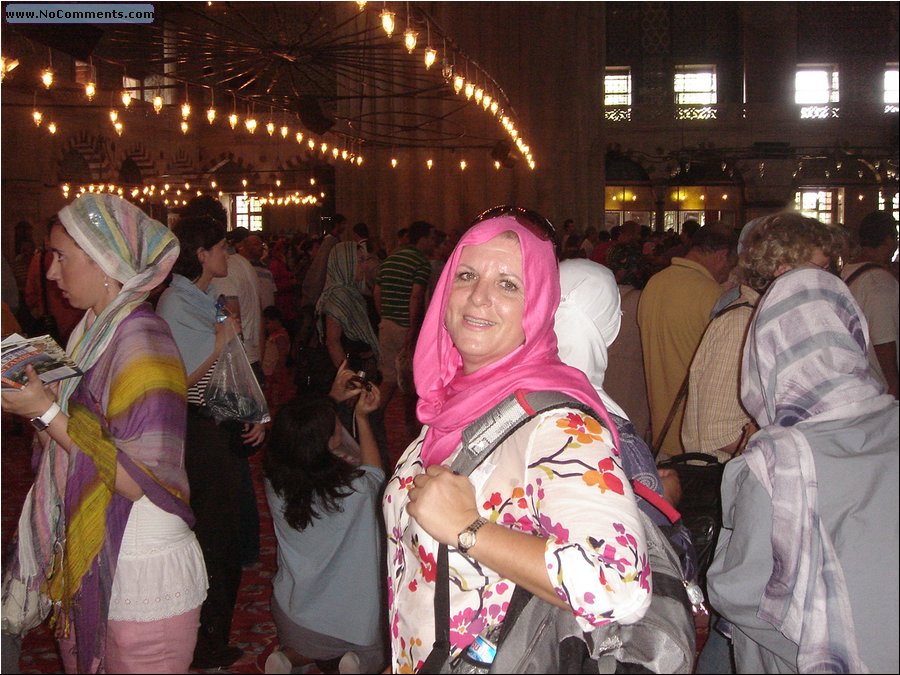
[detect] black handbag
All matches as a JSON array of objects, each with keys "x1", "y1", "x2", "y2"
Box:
[{"x1": 656, "y1": 453, "x2": 724, "y2": 587}]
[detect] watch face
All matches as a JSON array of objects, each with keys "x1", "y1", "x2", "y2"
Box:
[{"x1": 458, "y1": 529, "x2": 477, "y2": 551}]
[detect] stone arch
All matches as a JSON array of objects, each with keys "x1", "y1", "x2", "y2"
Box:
[
  {"x1": 199, "y1": 152, "x2": 260, "y2": 193},
  {"x1": 119, "y1": 141, "x2": 158, "y2": 179},
  {"x1": 57, "y1": 131, "x2": 112, "y2": 184}
]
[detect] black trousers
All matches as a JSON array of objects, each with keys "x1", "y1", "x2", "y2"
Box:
[{"x1": 185, "y1": 406, "x2": 243, "y2": 652}]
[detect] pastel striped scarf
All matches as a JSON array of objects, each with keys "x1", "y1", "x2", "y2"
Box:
[{"x1": 741, "y1": 267, "x2": 894, "y2": 673}]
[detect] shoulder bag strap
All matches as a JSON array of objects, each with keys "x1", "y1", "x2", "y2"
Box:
[{"x1": 651, "y1": 300, "x2": 753, "y2": 459}]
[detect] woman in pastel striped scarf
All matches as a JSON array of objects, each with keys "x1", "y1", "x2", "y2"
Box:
[
  {"x1": 708, "y1": 266, "x2": 899, "y2": 673},
  {"x1": 1, "y1": 194, "x2": 207, "y2": 673}
]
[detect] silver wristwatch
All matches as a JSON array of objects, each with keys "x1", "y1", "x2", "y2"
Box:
[{"x1": 457, "y1": 516, "x2": 488, "y2": 554}]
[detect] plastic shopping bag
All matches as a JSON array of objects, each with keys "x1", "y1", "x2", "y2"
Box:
[{"x1": 205, "y1": 331, "x2": 271, "y2": 424}]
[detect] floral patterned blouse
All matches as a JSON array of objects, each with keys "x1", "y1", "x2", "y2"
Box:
[{"x1": 383, "y1": 409, "x2": 651, "y2": 673}]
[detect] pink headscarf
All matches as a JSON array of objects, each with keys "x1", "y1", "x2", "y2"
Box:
[{"x1": 414, "y1": 215, "x2": 617, "y2": 466}]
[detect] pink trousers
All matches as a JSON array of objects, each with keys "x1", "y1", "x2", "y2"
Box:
[{"x1": 58, "y1": 607, "x2": 200, "y2": 674}]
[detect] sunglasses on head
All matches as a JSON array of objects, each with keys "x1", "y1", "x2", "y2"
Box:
[{"x1": 471, "y1": 205, "x2": 557, "y2": 243}]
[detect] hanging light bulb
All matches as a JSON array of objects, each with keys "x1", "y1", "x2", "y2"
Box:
[
  {"x1": 295, "y1": 132, "x2": 304, "y2": 144},
  {"x1": 121, "y1": 90, "x2": 132, "y2": 108},
  {"x1": 341, "y1": 149, "x2": 349, "y2": 160},
  {"x1": 32, "y1": 110, "x2": 43, "y2": 126},
  {"x1": 356, "y1": 156, "x2": 363, "y2": 166},
  {"x1": 85, "y1": 81, "x2": 96, "y2": 100},
  {"x1": 356, "y1": 1, "x2": 367, "y2": 9},
  {"x1": 109, "y1": 109, "x2": 119, "y2": 123},
  {"x1": 308, "y1": 138, "x2": 316, "y2": 150},
  {"x1": 332, "y1": 147, "x2": 339, "y2": 159},
  {"x1": 153, "y1": 95, "x2": 163, "y2": 113},
  {"x1": 229, "y1": 112, "x2": 238, "y2": 129},
  {"x1": 474, "y1": 87, "x2": 484, "y2": 104},
  {"x1": 245, "y1": 117, "x2": 257, "y2": 133},
  {"x1": 114, "y1": 121, "x2": 124, "y2": 136},
  {"x1": 380, "y1": 9, "x2": 396, "y2": 36},
  {"x1": 275, "y1": 179, "x2": 282, "y2": 187},
  {"x1": 404, "y1": 28, "x2": 418, "y2": 53},
  {"x1": 494, "y1": 160, "x2": 501, "y2": 170},
  {"x1": 490, "y1": 100, "x2": 499, "y2": 115},
  {"x1": 41, "y1": 68, "x2": 54, "y2": 89},
  {"x1": 391, "y1": 157, "x2": 398, "y2": 168},
  {"x1": 459, "y1": 160, "x2": 467, "y2": 171},
  {"x1": 181, "y1": 120, "x2": 189, "y2": 134},
  {"x1": 453, "y1": 75, "x2": 464, "y2": 94},
  {"x1": 241, "y1": 178, "x2": 248, "y2": 188},
  {"x1": 181, "y1": 101, "x2": 191, "y2": 119},
  {"x1": 426, "y1": 158, "x2": 433, "y2": 170},
  {"x1": 424, "y1": 46, "x2": 437, "y2": 69},
  {"x1": 207, "y1": 107, "x2": 217, "y2": 124},
  {"x1": 47, "y1": 121, "x2": 57, "y2": 134},
  {"x1": 482, "y1": 94, "x2": 492, "y2": 110},
  {"x1": 281, "y1": 125, "x2": 289, "y2": 138},
  {"x1": 266, "y1": 121, "x2": 275, "y2": 136},
  {"x1": 320, "y1": 142, "x2": 328, "y2": 154},
  {"x1": 464, "y1": 82, "x2": 474, "y2": 99},
  {"x1": 1, "y1": 57, "x2": 20, "y2": 81}
]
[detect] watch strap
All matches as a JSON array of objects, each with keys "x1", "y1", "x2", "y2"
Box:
[
  {"x1": 458, "y1": 516, "x2": 488, "y2": 553},
  {"x1": 31, "y1": 402, "x2": 61, "y2": 431}
]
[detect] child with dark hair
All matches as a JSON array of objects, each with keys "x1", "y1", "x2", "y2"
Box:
[{"x1": 263, "y1": 365, "x2": 385, "y2": 674}]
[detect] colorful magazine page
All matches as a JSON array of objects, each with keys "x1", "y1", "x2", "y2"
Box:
[{"x1": 1, "y1": 333, "x2": 82, "y2": 391}]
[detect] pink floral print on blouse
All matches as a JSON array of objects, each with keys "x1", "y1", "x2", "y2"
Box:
[{"x1": 382, "y1": 410, "x2": 651, "y2": 673}]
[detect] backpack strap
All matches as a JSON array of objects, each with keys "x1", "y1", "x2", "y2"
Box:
[
  {"x1": 452, "y1": 390, "x2": 602, "y2": 476},
  {"x1": 844, "y1": 262, "x2": 883, "y2": 286}
]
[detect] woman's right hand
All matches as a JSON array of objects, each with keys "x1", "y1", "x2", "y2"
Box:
[
  {"x1": 213, "y1": 317, "x2": 238, "y2": 356},
  {"x1": 355, "y1": 383, "x2": 381, "y2": 416},
  {"x1": 329, "y1": 360, "x2": 363, "y2": 403}
]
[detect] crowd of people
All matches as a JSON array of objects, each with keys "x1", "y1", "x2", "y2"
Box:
[{"x1": 2, "y1": 194, "x2": 898, "y2": 675}]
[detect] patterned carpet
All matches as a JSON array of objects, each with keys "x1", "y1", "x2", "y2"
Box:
[{"x1": 1, "y1": 392, "x2": 417, "y2": 675}]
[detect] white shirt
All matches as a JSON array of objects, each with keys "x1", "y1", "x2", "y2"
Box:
[{"x1": 108, "y1": 496, "x2": 208, "y2": 622}]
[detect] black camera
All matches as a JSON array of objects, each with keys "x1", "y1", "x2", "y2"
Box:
[{"x1": 348, "y1": 370, "x2": 373, "y2": 391}]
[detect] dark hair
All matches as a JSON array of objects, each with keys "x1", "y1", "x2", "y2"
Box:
[
  {"x1": 408, "y1": 220, "x2": 434, "y2": 245},
  {"x1": 263, "y1": 397, "x2": 361, "y2": 530},
  {"x1": 171, "y1": 216, "x2": 226, "y2": 279},
  {"x1": 263, "y1": 305, "x2": 283, "y2": 322},
  {"x1": 681, "y1": 219, "x2": 701, "y2": 238},
  {"x1": 181, "y1": 195, "x2": 227, "y2": 225},
  {"x1": 353, "y1": 222, "x2": 369, "y2": 238},
  {"x1": 857, "y1": 211, "x2": 898, "y2": 249},
  {"x1": 690, "y1": 223, "x2": 738, "y2": 254}
]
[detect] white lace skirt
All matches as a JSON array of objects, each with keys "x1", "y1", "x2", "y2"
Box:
[{"x1": 108, "y1": 496, "x2": 208, "y2": 622}]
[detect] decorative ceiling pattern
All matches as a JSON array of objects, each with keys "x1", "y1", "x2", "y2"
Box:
[{"x1": 75, "y1": 1, "x2": 526, "y2": 154}]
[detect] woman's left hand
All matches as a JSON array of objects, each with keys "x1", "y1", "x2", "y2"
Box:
[
  {"x1": 242, "y1": 421, "x2": 268, "y2": 447},
  {"x1": 406, "y1": 465, "x2": 481, "y2": 546},
  {"x1": 0, "y1": 364, "x2": 57, "y2": 420}
]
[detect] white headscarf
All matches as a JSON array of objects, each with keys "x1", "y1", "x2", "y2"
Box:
[{"x1": 555, "y1": 259, "x2": 629, "y2": 420}]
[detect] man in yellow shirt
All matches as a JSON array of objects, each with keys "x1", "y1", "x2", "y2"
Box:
[{"x1": 637, "y1": 224, "x2": 737, "y2": 459}]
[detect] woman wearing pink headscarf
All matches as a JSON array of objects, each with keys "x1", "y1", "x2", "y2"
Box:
[{"x1": 382, "y1": 207, "x2": 651, "y2": 673}]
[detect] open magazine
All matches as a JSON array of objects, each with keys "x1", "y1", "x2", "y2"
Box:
[{"x1": 1, "y1": 333, "x2": 82, "y2": 391}]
